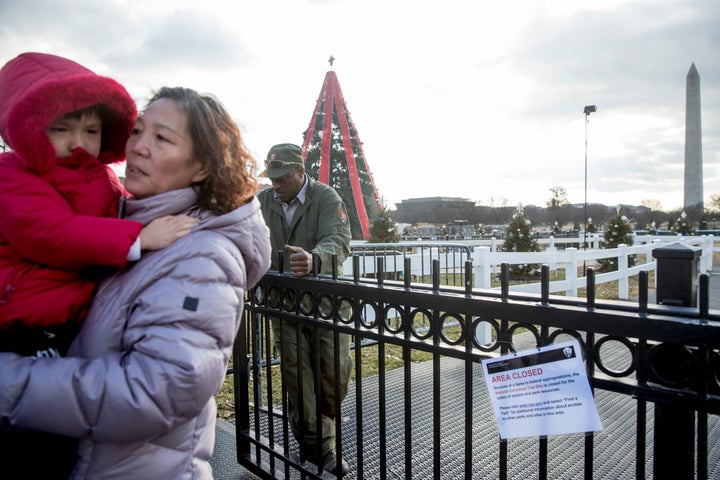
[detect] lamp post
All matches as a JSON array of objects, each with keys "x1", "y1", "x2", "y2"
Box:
[{"x1": 583, "y1": 105, "x2": 597, "y2": 251}]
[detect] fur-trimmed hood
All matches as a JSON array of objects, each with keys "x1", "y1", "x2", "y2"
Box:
[{"x1": 0, "y1": 52, "x2": 137, "y2": 174}]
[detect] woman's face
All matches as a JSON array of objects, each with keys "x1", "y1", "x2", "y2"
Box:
[{"x1": 124, "y1": 97, "x2": 207, "y2": 199}]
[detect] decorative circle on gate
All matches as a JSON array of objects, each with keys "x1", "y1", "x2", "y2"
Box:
[
  {"x1": 317, "y1": 295, "x2": 334, "y2": 319},
  {"x1": 338, "y1": 298, "x2": 354, "y2": 323},
  {"x1": 297, "y1": 291, "x2": 313, "y2": 315},
  {"x1": 252, "y1": 286, "x2": 265, "y2": 305},
  {"x1": 473, "y1": 317, "x2": 498, "y2": 352},
  {"x1": 547, "y1": 329, "x2": 584, "y2": 348},
  {"x1": 409, "y1": 308, "x2": 432, "y2": 340},
  {"x1": 712, "y1": 352, "x2": 720, "y2": 391},
  {"x1": 359, "y1": 302, "x2": 378, "y2": 329},
  {"x1": 594, "y1": 336, "x2": 636, "y2": 378},
  {"x1": 384, "y1": 305, "x2": 404, "y2": 334},
  {"x1": 439, "y1": 313, "x2": 464, "y2": 345},
  {"x1": 508, "y1": 323, "x2": 540, "y2": 353},
  {"x1": 283, "y1": 289, "x2": 299, "y2": 312},
  {"x1": 267, "y1": 287, "x2": 280, "y2": 309},
  {"x1": 648, "y1": 343, "x2": 697, "y2": 388}
]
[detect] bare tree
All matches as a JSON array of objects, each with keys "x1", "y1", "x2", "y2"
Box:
[
  {"x1": 640, "y1": 198, "x2": 663, "y2": 212},
  {"x1": 708, "y1": 193, "x2": 720, "y2": 213},
  {"x1": 489, "y1": 196, "x2": 509, "y2": 209},
  {"x1": 546, "y1": 186, "x2": 569, "y2": 208}
]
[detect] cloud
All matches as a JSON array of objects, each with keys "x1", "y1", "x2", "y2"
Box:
[
  {"x1": 511, "y1": 1, "x2": 720, "y2": 118},
  {"x1": 1, "y1": 0, "x2": 718, "y2": 212},
  {"x1": 105, "y1": 10, "x2": 252, "y2": 72}
]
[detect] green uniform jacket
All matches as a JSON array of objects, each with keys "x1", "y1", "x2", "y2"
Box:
[{"x1": 258, "y1": 175, "x2": 351, "y2": 274}]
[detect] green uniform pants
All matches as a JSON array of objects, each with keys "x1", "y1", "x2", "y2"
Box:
[{"x1": 271, "y1": 318, "x2": 352, "y2": 461}]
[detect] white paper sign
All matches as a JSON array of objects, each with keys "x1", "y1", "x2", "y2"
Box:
[{"x1": 481, "y1": 339, "x2": 602, "y2": 439}]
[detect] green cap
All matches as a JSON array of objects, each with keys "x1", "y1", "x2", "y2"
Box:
[{"x1": 261, "y1": 143, "x2": 304, "y2": 179}]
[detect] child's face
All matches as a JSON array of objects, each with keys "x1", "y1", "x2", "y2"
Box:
[{"x1": 45, "y1": 111, "x2": 102, "y2": 158}]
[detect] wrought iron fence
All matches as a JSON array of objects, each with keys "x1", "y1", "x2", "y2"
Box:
[
  {"x1": 232, "y1": 256, "x2": 720, "y2": 479},
  {"x1": 345, "y1": 242, "x2": 472, "y2": 287}
]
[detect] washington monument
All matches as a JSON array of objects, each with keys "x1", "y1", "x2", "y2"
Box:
[{"x1": 684, "y1": 63, "x2": 703, "y2": 211}]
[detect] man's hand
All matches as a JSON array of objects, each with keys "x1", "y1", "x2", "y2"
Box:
[{"x1": 285, "y1": 245, "x2": 313, "y2": 277}]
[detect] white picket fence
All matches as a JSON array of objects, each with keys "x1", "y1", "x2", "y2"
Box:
[{"x1": 343, "y1": 235, "x2": 715, "y2": 300}]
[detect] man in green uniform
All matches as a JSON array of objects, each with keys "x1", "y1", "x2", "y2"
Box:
[{"x1": 257, "y1": 143, "x2": 352, "y2": 476}]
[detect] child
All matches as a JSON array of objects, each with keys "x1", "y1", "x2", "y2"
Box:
[
  {"x1": 0, "y1": 52, "x2": 197, "y2": 357},
  {"x1": 0, "y1": 51, "x2": 199, "y2": 478}
]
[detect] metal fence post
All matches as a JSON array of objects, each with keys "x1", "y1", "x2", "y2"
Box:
[
  {"x1": 653, "y1": 242, "x2": 701, "y2": 307},
  {"x1": 651, "y1": 242, "x2": 702, "y2": 479}
]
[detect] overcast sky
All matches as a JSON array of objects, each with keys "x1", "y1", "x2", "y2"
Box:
[{"x1": 1, "y1": 0, "x2": 717, "y2": 211}]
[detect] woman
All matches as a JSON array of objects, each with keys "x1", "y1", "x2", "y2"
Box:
[{"x1": 0, "y1": 87, "x2": 271, "y2": 479}]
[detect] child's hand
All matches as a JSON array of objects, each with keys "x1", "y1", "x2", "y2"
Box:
[{"x1": 140, "y1": 215, "x2": 199, "y2": 251}]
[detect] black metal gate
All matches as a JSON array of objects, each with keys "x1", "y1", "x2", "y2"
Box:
[{"x1": 232, "y1": 256, "x2": 720, "y2": 479}]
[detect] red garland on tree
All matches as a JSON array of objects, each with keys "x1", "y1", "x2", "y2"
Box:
[{"x1": 301, "y1": 66, "x2": 382, "y2": 239}]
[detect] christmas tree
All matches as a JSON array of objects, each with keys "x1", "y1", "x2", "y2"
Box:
[
  {"x1": 670, "y1": 211, "x2": 694, "y2": 236},
  {"x1": 598, "y1": 207, "x2": 635, "y2": 271},
  {"x1": 648, "y1": 221, "x2": 658, "y2": 235},
  {"x1": 302, "y1": 63, "x2": 381, "y2": 240},
  {"x1": 368, "y1": 205, "x2": 400, "y2": 243},
  {"x1": 503, "y1": 205, "x2": 539, "y2": 275}
]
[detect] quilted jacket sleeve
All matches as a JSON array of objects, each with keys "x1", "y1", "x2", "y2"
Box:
[
  {"x1": 0, "y1": 232, "x2": 245, "y2": 441},
  {"x1": 0, "y1": 160, "x2": 141, "y2": 269}
]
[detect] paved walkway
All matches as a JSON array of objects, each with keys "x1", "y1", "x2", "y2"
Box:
[
  {"x1": 211, "y1": 270, "x2": 720, "y2": 479},
  {"x1": 211, "y1": 420, "x2": 259, "y2": 480}
]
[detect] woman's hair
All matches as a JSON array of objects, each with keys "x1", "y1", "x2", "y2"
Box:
[{"x1": 146, "y1": 87, "x2": 257, "y2": 214}]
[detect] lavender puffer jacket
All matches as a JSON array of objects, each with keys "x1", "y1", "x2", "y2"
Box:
[{"x1": 0, "y1": 187, "x2": 271, "y2": 479}]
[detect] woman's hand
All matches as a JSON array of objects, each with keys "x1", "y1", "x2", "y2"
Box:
[{"x1": 140, "y1": 215, "x2": 199, "y2": 251}]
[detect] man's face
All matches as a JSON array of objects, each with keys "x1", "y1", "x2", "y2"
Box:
[{"x1": 271, "y1": 167, "x2": 305, "y2": 203}]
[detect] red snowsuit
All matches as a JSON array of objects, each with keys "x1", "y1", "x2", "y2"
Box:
[{"x1": 0, "y1": 52, "x2": 142, "y2": 331}]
